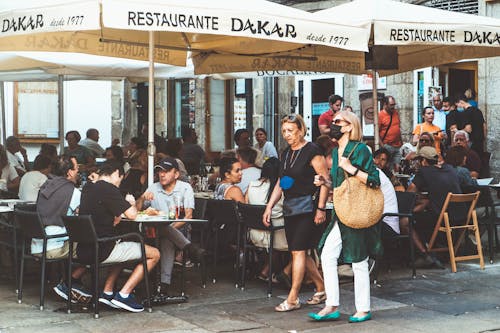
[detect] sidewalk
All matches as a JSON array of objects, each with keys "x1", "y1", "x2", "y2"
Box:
[{"x1": 1, "y1": 260, "x2": 500, "y2": 333}]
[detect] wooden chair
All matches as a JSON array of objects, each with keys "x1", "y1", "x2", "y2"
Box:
[{"x1": 427, "y1": 191, "x2": 484, "y2": 273}]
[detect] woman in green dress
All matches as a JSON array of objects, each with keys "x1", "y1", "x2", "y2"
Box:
[{"x1": 309, "y1": 110, "x2": 382, "y2": 323}]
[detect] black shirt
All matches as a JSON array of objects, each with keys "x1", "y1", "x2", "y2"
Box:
[
  {"x1": 412, "y1": 163, "x2": 466, "y2": 223},
  {"x1": 280, "y1": 142, "x2": 322, "y2": 198},
  {"x1": 77, "y1": 180, "x2": 131, "y2": 263}
]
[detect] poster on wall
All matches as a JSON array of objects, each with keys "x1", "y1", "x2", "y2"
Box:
[
  {"x1": 359, "y1": 92, "x2": 385, "y2": 138},
  {"x1": 357, "y1": 73, "x2": 387, "y2": 91},
  {"x1": 428, "y1": 86, "x2": 442, "y2": 106},
  {"x1": 14, "y1": 82, "x2": 59, "y2": 140},
  {"x1": 233, "y1": 98, "x2": 247, "y2": 130}
]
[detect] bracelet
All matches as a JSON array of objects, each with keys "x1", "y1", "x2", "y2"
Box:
[
  {"x1": 352, "y1": 168, "x2": 359, "y2": 176},
  {"x1": 317, "y1": 207, "x2": 326, "y2": 212}
]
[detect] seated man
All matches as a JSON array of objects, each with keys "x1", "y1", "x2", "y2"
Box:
[
  {"x1": 77, "y1": 161, "x2": 160, "y2": 312},
  {"x1": 35, "y1": 156, "x2": 89, "y2": 302},
  {"x1": 452, "y1": 130, "x2": 481, "y2": 179},
  {"x1": 5, "y1": 136, "x2": 30, "y2": 177},
  {"x1": 137, "y1": 157, "x2": 201, "y2": 293},
  {"x1": 407, "y1": 146, "x2": 466, "y2": 268}
]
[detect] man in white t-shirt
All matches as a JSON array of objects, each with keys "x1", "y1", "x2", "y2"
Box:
[
  {"x1": 236, "y1": 146, "x2": 261, "y2": 195},
  {"x1": 377, "y1": 168, "x2": 400, "y2": 235},
  {"x1": 18, "y1": 155, "x2": 51, "y2": 202},
  {"x1": 5, "y1": 136, "x2": 29, "y2": 177},
  {"x1": 79, "y1": 128, "x2": 105, "y2": 158}
]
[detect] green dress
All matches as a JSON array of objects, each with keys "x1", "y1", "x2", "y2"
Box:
[{"x1": 318, "y1": 140, "x2": 383, "y2": 263}]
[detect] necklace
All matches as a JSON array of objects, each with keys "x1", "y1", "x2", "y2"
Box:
[{"x1": 285, "y1": 145, "x2": 304, "y2": 170}]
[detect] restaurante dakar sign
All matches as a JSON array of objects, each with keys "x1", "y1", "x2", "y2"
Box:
[
  {"x1": 388, "y1": 28, "x2": 500, "y2": 46},
  {"x1": 127, "y1": 11, "x2": 297, "y2": 38}
]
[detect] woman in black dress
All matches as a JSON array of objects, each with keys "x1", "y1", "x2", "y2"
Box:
[{"x1": 263, "y1": 114, "x2": 330, "y2": 312}]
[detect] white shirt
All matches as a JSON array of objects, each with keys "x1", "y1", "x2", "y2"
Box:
[
  {"x1": 378, "y1": 168, "x2": 400, "y2": 234},
  {"x1": 18, "y1": 170, "x2": 47, "y2": 202},
  {"x1": 7, "y1": 151, "x2": 25, "y2": 172},
  {"x1": 79, "y1": 137, "x2": 105, "y2": 158},
  {"x1": 255, "y1": 141, "x2": 278, "y2": 160},
  {"x1": 0, "y1": 165, "x2": 19, "y2": 191},
  {"x1": 432, "y1": 106, "x2": 447, "y2": 131},
  {"x1": 237, "y1": 166, "x2": 261, "y2": 194}
]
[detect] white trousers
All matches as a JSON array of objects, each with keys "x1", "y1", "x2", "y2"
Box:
[{"x1": 321, "y1": 222, "x2": 371, "y2": 312}]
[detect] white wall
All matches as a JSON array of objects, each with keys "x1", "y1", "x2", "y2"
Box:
[{"x1": 3, "y1": 80, "x2": 112, "y2": 160}]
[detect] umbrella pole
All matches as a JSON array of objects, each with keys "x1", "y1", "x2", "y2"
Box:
[
  {"x1": 147, "y1": 31, "x2": 155, "y2": 186},
  {"x1": 58, "y1": 75, "x2": 64, "y2": 155},
  {"x1": 372, "y1": 70, "x2": 380, "y2": 150},
  {"x1": 0, "y1": 82, "x2": 5, "y2": 144}
]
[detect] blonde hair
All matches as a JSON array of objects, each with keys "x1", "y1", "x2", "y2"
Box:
[
  {"x1": 281, "y1": 114, "x2": 307, "y2": 138},
  {"x1": 338, "y1": 110, "x2": 362, "y2": 141}
]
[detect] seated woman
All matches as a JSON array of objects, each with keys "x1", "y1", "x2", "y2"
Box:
[
  {"x1": 246, "y1": 157, "x2": 291, "y2": 285},
  {"x1": 214, "y1": 157, "x2": 244, "y2": 202},
  {"x1": 404, "y1": 132, "x2": 443, "y2": 172},
  {"x1": 119, "y1": 149, "x2": 147, "y2": 199}
]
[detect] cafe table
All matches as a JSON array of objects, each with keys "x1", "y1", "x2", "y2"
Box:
[{"x1": 123, "y1": 215, "x2": 208, "y2": 305}]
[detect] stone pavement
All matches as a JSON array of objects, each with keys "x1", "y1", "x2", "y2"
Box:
[{"x1": 1, "y1": 260, "x2": 500, "y2": 333}]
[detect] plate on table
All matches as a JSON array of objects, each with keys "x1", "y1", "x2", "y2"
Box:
[
  {"x1": 394, "y1": 173, "x2": 411, "y2": 178},
  {"x1": 477, "y1": 178, "x2": 493, "y2": 186},
  {"x1": 0, "y1": 206, "x2": 12, "y2": 213}
]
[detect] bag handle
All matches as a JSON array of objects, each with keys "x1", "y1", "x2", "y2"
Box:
[
  {"x1": 381, "y1": 112, "x2": 393, "y2": 143},
  {"x1": 340, "y1": 143, "x2": 361, "y2": 190}
]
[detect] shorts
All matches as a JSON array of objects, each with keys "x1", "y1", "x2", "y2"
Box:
[
  {"x1": 33, "y1": 241, "x2": 77, "y2": 259},
  {"x1": 101, "y1": 241, "x2": 142, "y2": 264}
]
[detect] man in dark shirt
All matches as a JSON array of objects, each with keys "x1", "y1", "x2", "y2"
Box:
[
  {"x1": 454, "y1": 95, "x2": 486, "y2": 154},
  {"x1": 407, "y1": 146, "x2": 466, "y2": 268},
  {"x1": 78, "y1": 161, "x2": 160, "y2": 312}
]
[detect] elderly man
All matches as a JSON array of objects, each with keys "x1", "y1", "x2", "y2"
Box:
[
  {"x1": 318, "y1": 94, "x2": 343, "y2": 135},
  {"x1": 452, "y1": 130, "x2": 481, "y2": 179},
  {"x1": 80, "y1": 128, "x2": 105, "y2": 158},
  {"x1": 431, "y1": 94, "x2": 447, "y2": 133},
  {"x1": 5, "y1": 136, "x2": 29, "y2": 177},
  {"x1": 379, "y1": 96, "x2": 403, "y2": 171}
]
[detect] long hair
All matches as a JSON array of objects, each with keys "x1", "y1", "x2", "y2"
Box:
[
  {"x1": 260, "y1": 157, "x2": 280, "y2": 202},
  {"x1": 338, "y1": 110, "x2": 362, "y2": 141}
]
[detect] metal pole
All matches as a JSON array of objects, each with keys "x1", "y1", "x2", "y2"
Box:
[
  {"x1": 0, "y1": 82, "x2": 5, "y2": 144},
  {"x1": 372, "y1": 70, "x2": 380, "y2": 149},
  {"x1": 58, "y1": 75, "x2": 64, "y2": 154},
  {"x1": 147, "y1": 31, "x2": 156, "y2": 186}
]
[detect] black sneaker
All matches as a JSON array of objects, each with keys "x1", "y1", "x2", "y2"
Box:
[
  {"x1": 99, "y1": 292, "x2": 120, "y2": 309},
  {"x1": 111, "y1": 293, "x2": 144, "y2": 312}
]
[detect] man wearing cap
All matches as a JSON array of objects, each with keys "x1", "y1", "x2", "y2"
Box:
[
  {"x1": 407, "y1": 146, "x2": 465, "y2": 268},
  {"x1": 137, "y1": 157, "x2": 198, "y2": 292}
]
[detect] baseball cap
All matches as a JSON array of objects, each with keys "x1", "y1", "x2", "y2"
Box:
[
  {"x1": 416, "y1": 146, "x2": 438, "y2": 161},
  {"x1": 154, "y1": 157, "x2": 179, "y2": 171}
]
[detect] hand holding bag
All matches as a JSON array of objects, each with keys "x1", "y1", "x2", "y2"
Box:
[{"x1": 333, "y1": 144, "x2": 384, "y2": 229}]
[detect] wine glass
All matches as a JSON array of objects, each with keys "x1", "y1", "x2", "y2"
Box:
[{"x1": 204, "y1": 163, "x2": 212, "y2": 174}]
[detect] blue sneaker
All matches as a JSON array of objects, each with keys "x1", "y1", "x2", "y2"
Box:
[
  {"x1": 99, "y1": 292, "x2": 120, "y2": 309},
  {"x1": 53, "y1": 282, "x2": 76, "y2": 303},
  {"x1": 70, "y1": 283, "x2": 92, "y2": 304},
  {"x1": 111, "y1": 293, "x2": 144, "y2": 312}
]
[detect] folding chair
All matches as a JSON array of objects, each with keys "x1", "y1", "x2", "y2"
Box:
[
  {"x1": 236, "y1": 202, "x2": 285, "y2": 297},
  {"x1": 62, "y1": 215, "x2": 152, "y2": 319},
  {"x1": 427, "y1": 191, "x2": 484, "y2": 273}
]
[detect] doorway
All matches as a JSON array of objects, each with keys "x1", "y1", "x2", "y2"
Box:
[{"x1": 448, "y1": 69, "x2": 475, "y2": 100}]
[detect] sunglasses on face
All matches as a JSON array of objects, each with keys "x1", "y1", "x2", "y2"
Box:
[{"x1": 419, "y1": 139, "x2": 431, "y2": 143}]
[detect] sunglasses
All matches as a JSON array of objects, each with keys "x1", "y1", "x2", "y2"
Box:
[
  {"x1": 333, "y1": 119, "x2": 350, "y2": 125},
  {"x1": 419, "y1": 139, "x2": 431, "y2": 143},
  {"x1": 283, "y1": 114, "x2": 298, "y2": 121}
]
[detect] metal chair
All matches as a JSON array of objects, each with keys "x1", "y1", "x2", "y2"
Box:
[
  {"x1": 373, "y1": 192, "x2": 417, "y2": 283},
  {"x1": 205, "y1": 199, "x2": 240, "y2": 285},
  {"x1": 427, "y1": 191, "x2": 484, "y2": 273},
  {"x1": 62, "y1": 215, "x2": 152, "y2": 318},
  {"x1": 15, "y1": 205, "x2": 67, "y2": 310},
  {"x1": 235, "y1": 202, "x2": 285, "y2": 297}
]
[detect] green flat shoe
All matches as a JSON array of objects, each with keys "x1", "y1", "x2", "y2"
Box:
[
  {"x1": 348, "y1": 312, "x2": 371, "y2": 323},
  {"x1": 308, "y1": 310, "x2": 340, "y2": 321}
]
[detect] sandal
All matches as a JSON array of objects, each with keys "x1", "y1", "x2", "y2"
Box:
[
  {"x1": 275, "y1": 298, "x2": 301, "y2": 312},
  {"x1": 306, "y1": 291, "x2": 326, "y2": 305}
]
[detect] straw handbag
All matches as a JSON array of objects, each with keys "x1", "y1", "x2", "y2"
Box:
[{"x1": 333, "y1": 145, "x2": 384, "y2": 229}]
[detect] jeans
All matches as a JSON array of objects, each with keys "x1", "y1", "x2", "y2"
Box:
[
  {"x1": 159, "y1": 225, "x2": 190, "y2": 284},
  {"x1": 321, "y1": 222, "x2": 370, "y2": 312}
]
